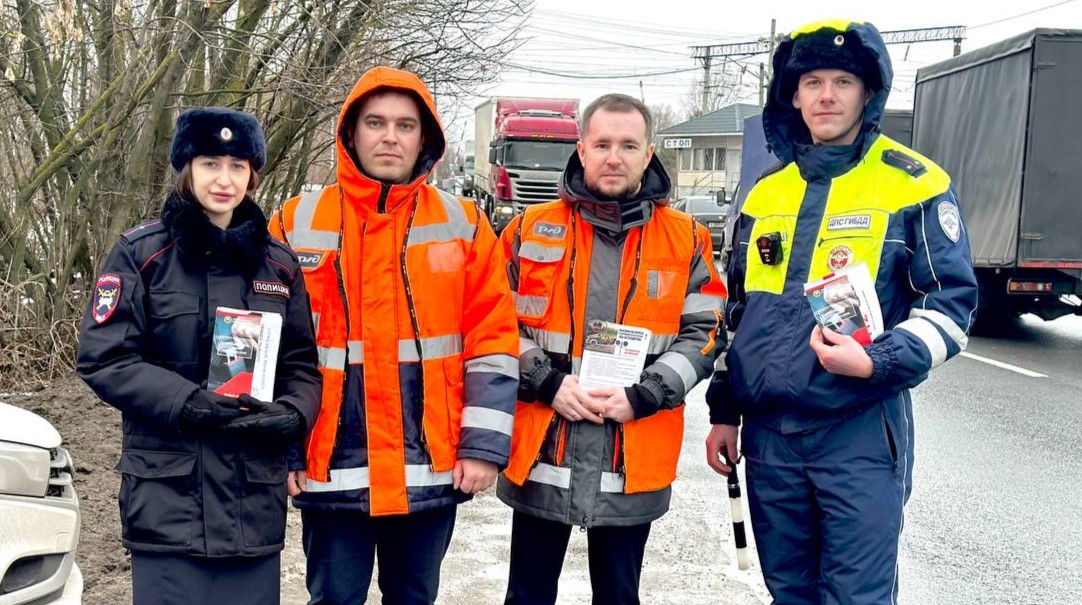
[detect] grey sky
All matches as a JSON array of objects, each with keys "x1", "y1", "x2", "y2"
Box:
[{"x1": 440, "y1": 0, "x2": 1082, "y2": 146}]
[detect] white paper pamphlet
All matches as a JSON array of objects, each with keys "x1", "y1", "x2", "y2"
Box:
[{"x1": 578, "y1": 320, "x2": 652, "y2": 390}]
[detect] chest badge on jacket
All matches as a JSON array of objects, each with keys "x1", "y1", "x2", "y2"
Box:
[
  {"x1": 828, "y1": 245, "x2": 854, "y2": 271},
  {"x1": 92, "y1": 274, "x2": 122, "y2": 324}
]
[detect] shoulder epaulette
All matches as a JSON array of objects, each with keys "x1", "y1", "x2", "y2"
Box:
[
  {"x1": 881, "y1": 149, "x2": 928, "y2": 178},
  {"x1": 121, "y1": 220, "x2": 166, "y2": 242}
]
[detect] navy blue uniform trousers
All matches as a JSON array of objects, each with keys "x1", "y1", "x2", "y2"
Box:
[
  {"x1": 743, "y1": 395, "x2": 914, "y2": 605},
  {"x1": 301, "y1": 505, "x2": 456, "y2": 605}
]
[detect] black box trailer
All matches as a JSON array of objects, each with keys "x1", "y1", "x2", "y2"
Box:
[{"x1": 913, "y1": 29, "x2": 1082, "y2": 321}]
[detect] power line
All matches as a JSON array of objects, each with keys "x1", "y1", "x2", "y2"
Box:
[
  {"x1": 691, "y1": 26, "x2": 967, "y2": 60},
  {"x1": 971, "y1": 0, "x2": 1079, "y2": 29},
  {"x1": 533, "y1": 8, "x2": 749, "y2": 39},
  {"x1": 522, "y1": 24, "x2": 695, "y2": 56},
  {"x1": 503, "y1": 62, "x2": 701, "y2": 79}
]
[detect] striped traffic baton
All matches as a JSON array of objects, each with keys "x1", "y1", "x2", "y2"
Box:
[{"x1": 722, "y1": 452, "x2": 750, "y2": 570}]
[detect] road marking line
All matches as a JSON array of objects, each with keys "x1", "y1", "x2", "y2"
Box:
[{"x1": 959, "y1": 352, "x2": 1047, "y2": 378}]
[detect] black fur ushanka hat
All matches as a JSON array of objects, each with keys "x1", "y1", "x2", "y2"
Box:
[{"x1": 170, "y1": 107, "x2": 267, "y2": 172}]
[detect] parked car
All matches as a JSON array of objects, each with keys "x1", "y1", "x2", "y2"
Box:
[
  {"x1": 674, "y1": 194, "x2": 729, "y2": 257},
  {"x1": 0, "y1": 402, "x2": 82, "y2": 604}
]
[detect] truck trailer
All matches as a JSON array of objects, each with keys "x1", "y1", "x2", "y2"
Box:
[
  {"x1": 473, "y1": 97, "x2": 580, "y2": 232},
  {"x1": 912, "y1": 29, "x2": 1082, "y2": 323}
]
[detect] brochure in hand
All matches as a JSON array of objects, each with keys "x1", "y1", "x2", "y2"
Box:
[
  {"x1": 207, "y1": 307, "x2": 283, "y2": 401},
  {"x1": 578, "y1": 320, "x2": 652, "y2": 390},
  {"x1": 803, "y1": 263, "x2": 883, "y2": 346}
]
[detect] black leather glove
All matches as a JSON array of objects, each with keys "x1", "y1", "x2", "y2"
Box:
[
  {"x1": 179, "y1": 390, "x2": 247, "y2": 432},
  {"x1": 219, "y1": 394, "x2": 305, "y2": 441}
]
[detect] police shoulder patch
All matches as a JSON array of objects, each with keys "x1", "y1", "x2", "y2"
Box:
[
  {"x1": 881, "y1": 149, "x2": 927, "y2": 178},
  {"x1": 93, "y1": 274, "x2": 122, "y2": 324},
  {"x1": 937, "y1": 201, "x2": 961, "y2": 243}
]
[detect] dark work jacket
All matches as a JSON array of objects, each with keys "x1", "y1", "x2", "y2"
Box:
[{"x1": 76, "y1": 192, "x2": 321, "y2": 557}]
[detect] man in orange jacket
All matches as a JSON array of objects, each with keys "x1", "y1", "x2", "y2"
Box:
[
  {"x1": 497, "y1": 94, "x2": 727, "y2": 605},
  {"x1": 270, "y1": 66, "x2": 519, "y2": 604}
]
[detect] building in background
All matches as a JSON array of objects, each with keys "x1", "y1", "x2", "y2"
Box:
[{"x1": 656, "y1": 103, "x2": 762, "y2": 200}]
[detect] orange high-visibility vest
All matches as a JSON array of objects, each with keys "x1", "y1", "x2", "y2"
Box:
[{"x1": 503, "y1": 201, "x2": 720, "y2": 493}]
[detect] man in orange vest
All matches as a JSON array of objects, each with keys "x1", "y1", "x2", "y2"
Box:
[
  {"x1": 270, "y1": 67, "x2": 519, "y2": 604},
  {"x1": 497, "y1": 94, "x2": 727, "y2": 605}
]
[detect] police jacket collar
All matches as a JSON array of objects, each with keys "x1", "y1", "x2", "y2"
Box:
[
  {"x1": 792, "y1": 136, "x2": 866, "y2": 181},
  {"x1": 558, "y1": 153, "x2": 671, "y2": 234},
  {"x1": 160, "y1": 191, "x2": 269, "y2": 271}
]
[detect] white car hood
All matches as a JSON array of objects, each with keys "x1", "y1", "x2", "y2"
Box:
[{"x1": 0, "y1": 401, "x2": 62, "y2": 449}]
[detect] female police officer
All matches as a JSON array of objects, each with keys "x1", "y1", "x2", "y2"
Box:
[{"x1": 76, "y1": 107, "x2": 321, "y2": 604}]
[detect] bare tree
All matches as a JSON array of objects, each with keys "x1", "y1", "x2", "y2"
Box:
[
  {"x1": 650, "y1": 102, "x2": 682, "y2": 180},
  {"x1": 680, "y1": 60, "x2": 751, "y2": 120},
  {"x1": 0, "y1": 0, "x2": 531, "y2": 386}
]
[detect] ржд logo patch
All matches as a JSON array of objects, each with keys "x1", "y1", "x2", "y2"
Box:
[{"x1": 534, "y1": 222, "x2": 566, "y2": 239}]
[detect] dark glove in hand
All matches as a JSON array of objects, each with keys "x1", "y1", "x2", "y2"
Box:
[
  {"x1": 179, "y1": 390, "x2": 246, "y2": 432},
  {"x1": 220, "y1": 394, "x2": 305, "y2": 441}
]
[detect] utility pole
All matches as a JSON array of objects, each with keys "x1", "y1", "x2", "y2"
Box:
[
  {"x1": 758, "y1": 62, "x2": 765, "y2": 107},
  {"x1": 767, "y1": 19, "x2": 777, "y2": 79},
  {"x1": 700, "y1": 55, "x2": 712, "y2": 114},
  {"x1": 639, "y1": 80, "x2": 645, "y2": 102},
  {"x1": 954, "y1": 36, "x2": 963, "y2": 56}
]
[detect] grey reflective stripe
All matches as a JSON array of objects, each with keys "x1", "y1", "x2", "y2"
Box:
[
  {"x1": 318, "y1": 346, "x2": 346, "y2": 371},
  {"x1": 406, "y1": 464, "x2": 455, "y2": 487},
  {"x1": 516, "y1": 295, "x2": 549, "y2": 317},
  {"x1": 600, "y1": 472, "x2": 625, "y2": 493},
  {"x1": 399, "y1": 334, "x2": 464, "y2": 361},
  {"x1": 408, "y1": 190, "x2": 475, "y2": 245},
  {"x1": 647, "y1": 270, "x2": 660, "y2": 298},
  {"x1": 305, "y1": 466, "x2": 370, "y2": 492},
  {"x1": 682, "y1": 293, "x2": 723, "y2": 315},
  {"x1": 304, "y1": 465, "x2": 452, "y2": 492},
  {"x1": 648, "y1": 333, "x2": 678, "y2": 355},
  {"x1": 408, "y1": 221, "x2": 476, "y2": 246},
  {"x1": 896, "y1": 318, "x2": 948, "y2": 368},
  {"x1": 572, "y1": 356, "x2": 582, "y2": 375},
  {"x1": 657, "y1": 351, "x2": 699, "y2": 394},
  {"x1": 348, "y1": 340, "x2": 364, "y2": 364},
  {"x1": 911, "y1": 308, "x2": 968, "y2": 350},
  {"x1": 466, "y1": 354, "x2": 518, "y2": 378},
  {"x1": 317, "y1": 341, "x2": 363, "y2": 370},
  {"x1": 524, "y1": 326, "x2": 571, "y2": 353},
  {"x1": 520, "y1": 336, "x2": 542, "y2": 356},
  {"x1": 526, "y1": 463, "x2": 572, "y2": 489},
  {"x1": 311, "y1": 312, "x2": 321, "y2": 335},
  {"x1": 518, "y1": 242, "x2": 565, "y2": 263},
  {"x1": 325, "y1": 338, "x2": 465, "y2": 367},
  {"x1": 462, "y1": 406, "x2": 515, "y2": 436},
  {"x1": 292, "y1": 189, "x2": 339, "y2": 250}
]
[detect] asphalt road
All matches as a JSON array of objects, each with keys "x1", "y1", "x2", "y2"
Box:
[
  {"x1": 898, "y1": 314, "x2": 1082, "y2": 605},
  {"x1": 281, "y1": 313, "x2": 1082, "y2": 604}
]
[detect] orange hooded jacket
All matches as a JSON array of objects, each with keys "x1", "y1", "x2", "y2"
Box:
[{"x1": 270, "y1": 67, "x2": 519, "y2": 516}]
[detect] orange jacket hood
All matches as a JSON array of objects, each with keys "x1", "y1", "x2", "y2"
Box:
[{"x1": 335, "y1": 66, "x2": 447, "y2": 208}]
